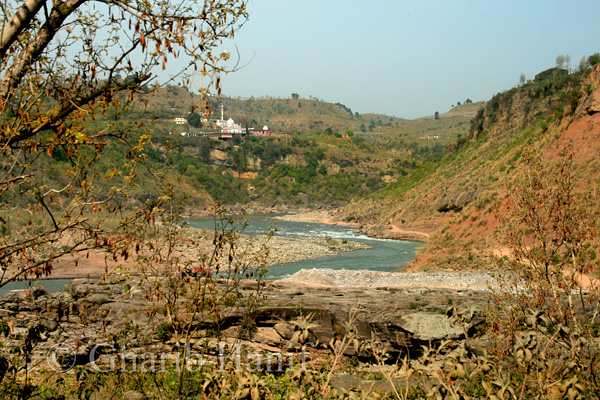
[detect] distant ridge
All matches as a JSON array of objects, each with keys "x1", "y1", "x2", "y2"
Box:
[{"x1": 142, "y1": 86, "x2": 407, "y2": 135}]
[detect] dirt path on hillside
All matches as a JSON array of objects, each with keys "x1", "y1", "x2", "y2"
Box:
[{"x1": 388, "y1": 224, "x2": 432, "y2": 239}]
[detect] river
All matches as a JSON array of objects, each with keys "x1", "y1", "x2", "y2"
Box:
[
  {"x1": 0, "y1": 215, "x2": 424, "y2": 297},
  {"x1": 186, "y1": 215, "x2": 424, "y2": 280}
]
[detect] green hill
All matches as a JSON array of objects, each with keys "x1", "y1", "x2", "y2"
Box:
[
  {"x1": 4, "y1": 79, "x2": 476, "y2": 218},
  {"x1": 99, "y1": 86, "x2": 472, "y2": 209}
]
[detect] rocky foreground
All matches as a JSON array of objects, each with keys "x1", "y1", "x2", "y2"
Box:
[{"x1": 0, "y1": 269, "x2": 495, "y2": 388}]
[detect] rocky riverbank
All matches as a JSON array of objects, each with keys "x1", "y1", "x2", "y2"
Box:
[
  {"x1": 283, "y1": 268, "x2": 500, "y2": 290},
  {"x1": 263, "y1": 235, "x2": 371, "y2": 265},
  {"x1": 0, "y1": 274, "x2": 491, "y2": 377}
]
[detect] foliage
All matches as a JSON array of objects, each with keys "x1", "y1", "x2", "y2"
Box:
[
  {"x1": 136, "y1": 199, "x2": 272, "y2": 395},
  {"x1": 335, "y1": 102, "x2": 354, "y2": 117},
  {"x1": 374, "y1": 161, "x2": 439, "y2": 199},
  {"x1": 253, "y1": 163, "x2": 385, "y2": 205},
  {"x1": 497, "y1": 146, "x2": 600, "y2": 333},
  {"x1": 535, "y1": 67, "x2": 569, "y2": 82},
  {"x1": 474, "y1": 147, "x2": 600, "y2": 398},
  {"x1": 589, "y1": 53, "x2": 600, "y2": 67},
  {"x1": 187, "y1": 113, "x2": 203, "y2": 128},
  {"x1": 470, "y1": 59, "x2": 592, "y2": 139},
  {"x1": 0, "y1": 0, "x2": 249, "y2": 287}
]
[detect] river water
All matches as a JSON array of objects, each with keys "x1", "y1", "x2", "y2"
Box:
[
  {"x1": 0, "y1": 215, "x2": 424, "y2": 297},
  {"x1": 186, "y1": 215, "x2": 424, "y2": 280}
]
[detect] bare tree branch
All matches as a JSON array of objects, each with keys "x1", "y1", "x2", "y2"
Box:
[{"x1": 0, "y1": 0, "x2": 46, "y2": 58}]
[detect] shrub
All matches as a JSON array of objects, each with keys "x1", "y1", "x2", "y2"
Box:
[{"x1": 324, "y1": 235, "x2": 338, "y2": 246}]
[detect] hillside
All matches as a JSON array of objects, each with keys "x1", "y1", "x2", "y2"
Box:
[
  {"x1": 99, "y1": 87, "x2": 473, "y2": 210},
  {"x1": 18, "y1": 79, "x2": 477, "y2": 217},
  {"x1": 141, "y1": 87, "x2": 407, "y2": 135},
  {"x1": 217, "y1": 97, "x2": 408, "y2": 135},
  {"x1": 336, "y1": 63, "x2": 600, "y2": 270}
]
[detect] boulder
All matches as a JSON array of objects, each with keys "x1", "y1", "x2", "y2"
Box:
[
  {"x1": 84, "y1": 293, "x2": 111, "y2": 305},
  {"x1": 253, "y1": 327, "x2": 282, "y2": 346},
  {"x1": 273, "y1": 322, "x2": 294, "y2": 340},
  {"x1": 38, "y1": 317, "x2": 59, "y2": 332},
  {"x1": 436, "y1": 190, "x2": 478, "y2": 212},
  {"x1": 398, "y1": 313, "x2": 463, "y2": 341}
]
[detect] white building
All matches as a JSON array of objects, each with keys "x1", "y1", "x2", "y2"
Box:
[
  {"x1": 221, "y1": 117, "x2": 243, "y2": 134},
  {"x1": 249, "y1": 125, "x2": 271, "y2": 136}
]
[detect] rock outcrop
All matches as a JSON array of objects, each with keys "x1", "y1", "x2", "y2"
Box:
[
  {"x1": 0, "y1": 276, "x2": 490, "y2": 369},
  {"x1": 435, "y1": 190, "x2": 479, "y2": 213}
]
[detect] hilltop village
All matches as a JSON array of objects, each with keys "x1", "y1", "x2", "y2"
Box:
[{"x1": 172, "y1": 105, "x2": 286, "y2": 139}]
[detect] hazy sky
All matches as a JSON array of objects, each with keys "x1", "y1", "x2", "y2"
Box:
[{"x1": 214, "y1": 0, "x2": 600, "y2": 119}]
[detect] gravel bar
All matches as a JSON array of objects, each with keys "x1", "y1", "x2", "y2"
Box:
[{"x1": 282, "y1": 268, "x2": 502, "y2": 290}]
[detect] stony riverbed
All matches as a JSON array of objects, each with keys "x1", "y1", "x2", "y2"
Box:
[
  {"x1": 283, "y1": 268, "x2": 502, "y2": 290},
  {"x1": 261, "y1": 235, "x2": 372, "y2": 265}
]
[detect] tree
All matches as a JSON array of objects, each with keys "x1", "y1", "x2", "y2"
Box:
[
  {"x1": 198, "y1": 136, "x2": 213, "y2": 163},
  {"x1": 486, "y1": 147, "x2": 600, "y2": 396},
  {"x1": 579, "y1": 56, "x2": 589, "y2": 72},
  {"x1": 434, "y1": 111, "x2": 440, "y2": 120},
  {"x1": 187, "y1": 113, "x2": 202, "y2": 128},
  {"x1": 465, "y1": 98, "x2": 473, "y2": 104},
  {"x1": 0, "y1": 0, "x2": 249, "y2": 287},
  {"x1": 519, "y1": 73, "x2": 526, "y2": 85},
  {"x1": 588, "y1": 53, "x2": 600, "y2": 67},
  {"x1": 555, "y1": 54, "x2": 567, "y2": 69},
  {"x1": 231, "y1": 147, "x2": 247, "y2": 175},
  {"x1": 291, "y1": 93, "x2": 300, "y2": 99}
]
